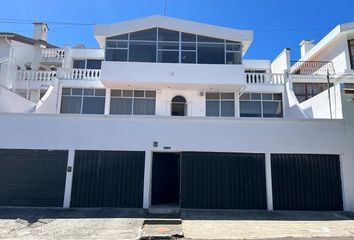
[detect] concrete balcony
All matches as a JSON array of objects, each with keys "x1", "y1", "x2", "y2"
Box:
[
  {"x1": 100, "y1": 61, "x2": 246, "y2": 90},
  {"x1": 40, "y1": 48, "x2": 65, "y2": 65}
]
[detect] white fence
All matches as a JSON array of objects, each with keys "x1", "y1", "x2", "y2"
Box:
[{"x1": 246, "y1": 73, "x2": 285, "y2": 85}]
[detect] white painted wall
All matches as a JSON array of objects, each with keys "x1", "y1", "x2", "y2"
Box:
[
  {"x1": 0, "y1": 87, "x2": 36, "y2": 113},
  {"x1": 271, "y1": 49, "x2": 291, "y2": 74},
  {"x1": 0, "y1": 39, "x2": 10, "y2": 59},
  {"x1": 11, "y1": 40, "x2": 36, "y2": 71}
]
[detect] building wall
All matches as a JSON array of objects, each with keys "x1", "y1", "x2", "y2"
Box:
[{"x1": 11, "y1": 40, "x2": 36, "y2": 71}]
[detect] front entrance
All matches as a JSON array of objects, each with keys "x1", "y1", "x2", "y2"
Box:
[
  {"x1": 151, "y1": 152, "x2": 180, "y2": 206},
  {"x1": 171, "y1": 96, "x2": 187, "y2": 116}
]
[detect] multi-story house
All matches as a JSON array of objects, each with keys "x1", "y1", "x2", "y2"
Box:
[{"x1": 0, "y1": 16, "x2": 353, "y2": 213}]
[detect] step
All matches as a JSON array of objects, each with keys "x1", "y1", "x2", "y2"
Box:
[
  {"x1": 148, "y1": 207, "x2": 181, "y2": 218},
  {"x1": 139, "y1": 219, "x2": 184, "y2": 240}
]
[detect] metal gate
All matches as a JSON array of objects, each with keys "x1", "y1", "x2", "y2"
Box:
[
  {"x1": 71, "y1": 150, "x2": 145, "y2": 208},
  {"x1": 271, "y1": 154, "x2": 343, "y2": 211},
  {"x1": 0, "y1": 149, "x2": 68, "y2": 207},
  {"x1": 181, "y1": 152, "x2": 267, "y2": 209}
]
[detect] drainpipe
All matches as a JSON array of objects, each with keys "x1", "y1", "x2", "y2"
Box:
[
  {"x1": 327, "y1": 70, "x2": 333, "y2": 119},
  {"x1": 4, "y1": 37, "x2": 13, "y2": 91}
]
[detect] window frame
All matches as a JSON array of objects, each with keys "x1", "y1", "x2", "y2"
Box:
[
  {"x1": 239, "y1": 92, "x2": 283, "y2": 118},
  {"x1": 72, "y1": 59, "x2": 103, "y2": 69},
  {"x1": 348, "y1": 40, "x2": 354, "y2": 70},
  {"x1": 205, "y1": 92, "x2": 236, "y2": 117}
]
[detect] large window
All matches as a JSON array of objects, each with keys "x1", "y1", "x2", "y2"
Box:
[
  {"x1": 240, "y1": 93, "x2": 283, "y2": 118},
  {"x1": 60, "y1": 88, "x2": 106, "y2": 114},
  {"x1": 293, "y1": 83, "x2": 332, "y2": 103},
  {"x1": 110, "y1": 90, "x2": 156, "y2": 115},
  {"x1": 73, "y1": 59, "x2": 102, "y2": 69},
  {"x1": 206, "y1": 92, "x2": 235, "y2": 117},
  {"x1": 349, "y1": 40, "x2": 354, "y2": 70},
  {"x1": 105, "y1": 28, "x2": 242, "y2": 65}
]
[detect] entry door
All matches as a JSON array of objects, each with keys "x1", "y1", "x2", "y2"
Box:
[{"x1": 151, "y1": 152, "x2": 180, "y2": 206}]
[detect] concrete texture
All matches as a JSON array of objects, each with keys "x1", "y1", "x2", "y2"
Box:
[
  {"x1": 140, "y1": 219, "x2": 183, "y2": 239},
  {"x1": 181, "y1": 210, "x2": 354, "y2": 240},
  {"x1": 0, "y1": 208, "x2": 145, "y2": 240}
]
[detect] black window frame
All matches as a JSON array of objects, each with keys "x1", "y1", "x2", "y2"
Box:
[{"x1": 348, "y1": 40, "x2": 354, "y2": 70}]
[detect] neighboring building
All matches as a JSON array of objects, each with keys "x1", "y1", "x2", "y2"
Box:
[{"x1": 0, "y1": 16, "x2": 353, "y2": 212}]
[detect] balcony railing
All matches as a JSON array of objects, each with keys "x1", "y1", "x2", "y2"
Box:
[
  {"x1": 290, "y1": 61, "x2": 335, "y2": 75},
  {"x1": 16, "y1": 70, "x2": 57, "y2": 82},
  {"x1": 40, "y1": 48, "x2": 65, "y2": 62},
  {"x1": 16, "y1": 69, "x2": 101, "y2": 82},
  {"x1": 245, "y1": 73, "x2": 285, "y2": 85}
]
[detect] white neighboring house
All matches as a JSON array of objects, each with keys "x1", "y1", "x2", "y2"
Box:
[{"x1": 0, "y1": 15, "x2": 353, "y2": 213}]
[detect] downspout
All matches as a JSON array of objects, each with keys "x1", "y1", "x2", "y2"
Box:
[{"x1": 4, "y1": 37, "x2": 14, "y2": 91}]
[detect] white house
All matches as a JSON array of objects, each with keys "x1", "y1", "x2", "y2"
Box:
[{"x1": 0, "y1": 16, "x2": 353, "y2": 213}]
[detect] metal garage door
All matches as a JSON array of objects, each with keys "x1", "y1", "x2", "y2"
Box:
[
  {"x1": 71, "y1": 151, "x2": 145, "y2": 208},
  {"x1": 181, "y1": 152, "x2": 267, "y2": 209},
  {"x1": 271, "y1": 154, "x2": 343, "y2": 211},
  {"x1": 0, "y1": 149, "x2": 68, "y2": 207}
]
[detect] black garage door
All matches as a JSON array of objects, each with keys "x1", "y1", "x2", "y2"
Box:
[
  {"x1": 71, "y1": 151, "x2": 145, "y2": 208},
  {"x1": 271, "y1": 154, "x2": 343, "y2": 211},
  {"x1": 181, "y1": 152, "x2": 267, "y2": 209},
  {"x1": 0, "y1": 149, "x2": 68, "y2": 207}
]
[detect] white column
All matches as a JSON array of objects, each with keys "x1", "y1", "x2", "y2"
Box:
[
  {"x1": 143, "y1": 150, "x2": 153, "y2": 209},
  {"x1": 63, "y1": 149, "x2": 75, "y2": 208},
  {"x1": 104, "y1": 88, "x2": 111, "y2": 115},
  {"x1": 265, "y1": 152, "x2": 273, "y2": 210}
]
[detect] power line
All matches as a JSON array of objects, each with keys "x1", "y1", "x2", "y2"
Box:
[{"x1": 0, "y1": 18, "x2": 96, "y2": 26}]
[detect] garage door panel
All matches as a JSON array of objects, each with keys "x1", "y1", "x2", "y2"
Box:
[
  {"x1": 71, "y1": 151, "x2": 145, "y2": 208},
  {"x1": 0, "y1": 149, "x2": 68, "y2": 207},
  {"x1": 271, "y1": 154, "x2": 343, "y2": 211},
  {"x1": 181, "y1": 152, "x2": 267, "y2": 210}
]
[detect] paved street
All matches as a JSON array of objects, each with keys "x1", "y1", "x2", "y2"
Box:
[{"x1": 0, "y1": 208, "x2": 354, "y2": 239}]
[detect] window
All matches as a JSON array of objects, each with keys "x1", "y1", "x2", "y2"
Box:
[
  {"x1": 73, "y1": 59, "x2": 102, "y2": 69},
  {"x1": 240, "y1": 93, "x2": 283, "y2": 118},
  {"x1": 105, "y1": 28, "x2": 242, "y2": 65},
  {"x1": 206, "y1": 92, "x2": 235, "y2": 117},
  {"x1": 293, "y1": 83, "x2": 332, "y2": 103},
  {"x1": 110, "y1": 90, "x2": 156, "y2": 115},
  {"x1": 60, "y1": 88, "x2": 105, "y2": 114},
  {"x1": 348, "y1": 40, "x2": 354, "y2": 70}
]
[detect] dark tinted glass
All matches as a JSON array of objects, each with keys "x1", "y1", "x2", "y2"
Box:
[
  {"x1": 82, "y1": 97, "x2": 105, "y2": 114},
  {"x1": 181, "y1": 33, "x2": 196, "y2": 42},
  {"x1": 251, "y1": 93, "x2": 262, "y2": 100},
  {"x1": 240, "y1": 101, "x2": 262, "y2": 117},
  {"x1": 239, "y1": 93, "x2": 250, "y2": 100},
  {"x1": 145, "y1": 91, "x2": 156, "y2": 98},
  {"x1": 111, "y1": 90, "x2": 122, "y2": 97},
  {"x1": 262, "y1": 93, "x2": 273, "y2": 100},
  {"x1": 182, "y1": 43, "x2": 196, "y2": 51},
  {"x1": 60, "y1": 96, "x2": 81, "y2": 114},
  {"x1": 62, "y1": 88, "x2": 71, "y2": 95},
  {"x1": 198, "y1": 35, "x2": 224, "y2": 43},
  {"x1": 73, "y1": 60, "x2": 85, "y2": 69},
  {"x1": 123, "y1": 90, "x2": 133, "y2": 97},
  {"x1": 105, "y1": 49, "x2": 127, "y2": 61},
  {"x1": 206, "y1": 92, "x2": 220, "y2": 100},
  {"x1": 158, "y1": 42, "x2": 179, "y2": 50},
  {"x1": 198, "y1": 43, "x2": 225, "y2": 64},
  {"x1": 158, "y1": 51, "x2": 179, "y2": 63},
  {"x1": 86, "y1": 60, "x2": 102, "y2": 69},
  {"x1": 110, "y1": 98, "x2": 133, "y2": 115},
  {"x1": 134, "y1": 90, "x2": 144, "y2": 97},
  {"x1": 130, "y1": 28, "x2": 157, "y2": 41},
  {"x1": 129, "y1": 41, "x2": 157, "y2": 62},
  {"x1": 221, "y1": 93, "x2": 234, "y2": 100},
  {"x1": 181, "y1": 51, "x2": 196, "y2": 63},
  {"x1": 226, "y1": 52, "x2": 242, "y2": 64},
  {"x1": 263, "y1": 102, "x2": 283, "y2": 118},
  {"x1": 84, "y1": 89, "x2": 94, "y2": 96},
  {"x1": 133, "y1": 99, "x2": 156, "y2": 115},
  {"x1": 273, "y1": 93, "x2": 282, "y2": 100},
  {"x1": 95, "y1": 89, "x2": 106, "y2": 96},
  {"x1": 206, "y1": 101, "x2": 219, "y2": 117},
  {"x1": 221, "y1": 101, "x2": 235, "y2": 117},
  {"x1": 72, "y1": 88, "x2": 83, "y2": 96},
  {"x1": 158, "y1": 28, "x2": 179, "y2": 41},
  {"x1": 107, "y1": 34, "x2": 129, "y2": 40}
]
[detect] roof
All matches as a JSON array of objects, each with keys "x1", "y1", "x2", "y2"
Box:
[
  {"x1": 300, "y1": 22, "x2": 354, "y2": 61},
  {"x1": 94, "y1": 15, "x2": 253, "y2": 54},
  {"x1": 0, "y1": 32, "x2": 57, "y2": 48}
]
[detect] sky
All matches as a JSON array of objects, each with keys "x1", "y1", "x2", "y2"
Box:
[{"x1": 1, "y1": 0, "x2": 354, "y2": 60}]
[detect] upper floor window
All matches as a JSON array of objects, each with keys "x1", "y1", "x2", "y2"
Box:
[
  {"x1": 73, "y1": 59, "x2": 102, "y2": 69},
  {"x1": 349, "y1": 40, "x2": 354, "y2": 70},
  {"x1": 110, "y1": 89, "x2": 156, "y2": 115},
  {"x1": 206, "y1": 92, "x2": 235, "y2": 117},
  {"x1": 293, "y1": 83, "x2": 332, "y2": 103},
  {"x1": 239, "y1": 93, "x2": 283, "y2": 118},
  {"x1": 60, "y1": 88, "x2": 105, "y2": 114},
  {"x1": 105, "y1": 28, "x2": 242, "y2": 65}
]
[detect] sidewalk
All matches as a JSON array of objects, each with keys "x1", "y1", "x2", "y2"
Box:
[{"x1": 181, "y1": 210, "x2": 354, "y2": 240}]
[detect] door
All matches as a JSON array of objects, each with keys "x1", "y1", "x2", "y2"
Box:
[
  {"x1": 171, "y1": 96, "x2": 187, "y2": 116},
  {"x1": 181, "y1": 152, "x2": 267, "y2": 209},
  {"x1": 0, "y1": 149, "x2": 68, "y2": 207},
  {"x1": 71, "y1": 150, "x2": 145, "y2": 208},
  {"x1": 151, "y1": 152, "x2": 180, "y2": 206},
  {"x1": 271, "y1": 154, "x2": 343, "y2": 211}
]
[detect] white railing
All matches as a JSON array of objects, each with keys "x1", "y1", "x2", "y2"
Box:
[
  {"x1": 40, "y1": 48, "x2": 65, "y2": 62},
  {"x1": 246, "y1": 73, "x2": 285, "y2": 85},
  {"x1": 58, "y1": 69, "x2": 101, "y2": 81},
  {"x1": 16, "y1": 70, "x2": 57, "y2": 82}
]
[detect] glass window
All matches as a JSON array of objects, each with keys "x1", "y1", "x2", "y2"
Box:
[
  {"x1": 130, "y1": 28, "x2": 157, "y2": 41},
  {"x1": 60, "y1": 88, "x2": 105, "y2": 115},
  {"x1": 240, "y1": 101, "x2": 262, "y2": 117},
  {"x1": 181, "y1": 51, "x2": 196, "y2": 63},
  {"x1": 107, "y1": 34, "x2": 129, "y2": 40},
  {"x1": 158, "y1": 51, "x2": 179, "y2": 63},
  {"x1": 73, "y1": 60, "x2": 85, "y2": 69},
  {"x1": 263, "y1": 102, "x2": 283, "y2": 118},
  {"x1": 206, "y1": 92, "x2": 235, "y2": 117},
  {"x1": 198, "y1": 35, "x2": 224, "y2": 43},
  {"x1": 129, "y1": 41, "x2": 157, "y2": 62},
  {"x1": 198, "y1": 43, "x2": 225, "y2": 64},
  {"x1": 240, "y1": 92, "x2": 283, "y2": 118},
  {"x1": 182, "y1": 33, "x2": 196, "y2": 42},
  {"x1": 105, "y1": 49, "x2": 127, "y2": 61},
  {"x1": 110, "y1": 90, "x2": 156, "y2": 115},
  {"x1": 86, "y1": 60, "x2": 102, "y2": 69},
  {"x1": 348, "y1": 40, "x2": 354, "y2": 69},
  {"x1": 158, "y1": 28, "x2": 179, "y2": 41}
]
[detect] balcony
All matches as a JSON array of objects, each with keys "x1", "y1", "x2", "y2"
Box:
[
  {"x1": 245, "y1": 72, "x2": 285, "y2": 85},
  {"x1": 289, "y1": 61, "x2": 335, "y2": 82},
  {"x1": 40, "y1": 48, "x2": 65, "y2": 64}
]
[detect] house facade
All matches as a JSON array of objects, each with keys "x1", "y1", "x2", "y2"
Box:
[{"x1": 0, "y1": 16, "x2": 353, "y2": 212}]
